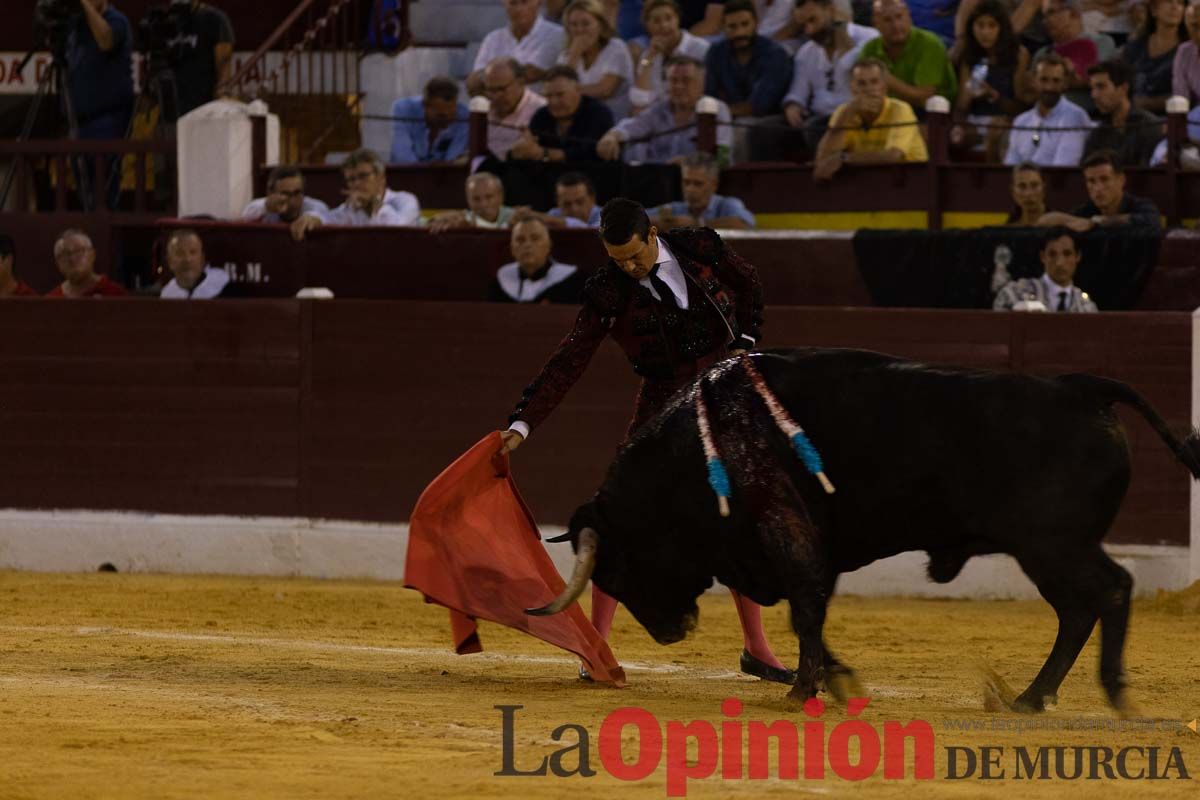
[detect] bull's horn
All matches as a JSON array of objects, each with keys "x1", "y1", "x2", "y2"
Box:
[{"x1": 525, "y1": 527, "x2": 597, "y2": 616}]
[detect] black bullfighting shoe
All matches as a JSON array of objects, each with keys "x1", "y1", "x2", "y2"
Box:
[
  {"x1": 740, "y1": 650, "x2": 797, "y2": 684},
  {"x1": 578, "y1": 665, "x2": 594, "y2": 682}
]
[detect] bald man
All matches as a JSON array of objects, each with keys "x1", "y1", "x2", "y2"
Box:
[{"x1": 857, "y1": 0, "x2": 956, "y2": 108}]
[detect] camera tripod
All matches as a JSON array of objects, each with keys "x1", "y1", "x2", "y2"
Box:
[{"x1": 0, "y1": 50, "x2": 93, "y2": 212}]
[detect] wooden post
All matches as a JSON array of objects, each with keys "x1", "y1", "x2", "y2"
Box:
[
  {"x1": 251, "y1": 114, "x2": 268, "y2": 199},
  {"x1": 924, "y1": 95, "x2": 951, "y2": 231},
  {"x1": 1165, "y1": 95, "x2": 1189, "y2": 228},
  {"x1": 695, "y1": 96, "x2": 718, "y2": 156},
  {"x1": 469, "y1": 96, "x2": 491, "y2": 160}
]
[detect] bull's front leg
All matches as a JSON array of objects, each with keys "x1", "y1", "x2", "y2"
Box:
[{"x1": 779, "y1": 547, "x2": 831, "y2": 702}]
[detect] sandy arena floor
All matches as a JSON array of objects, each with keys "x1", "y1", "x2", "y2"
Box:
[{"x1": 0, "y1": 572, "x2": 1196, "y2": 799}]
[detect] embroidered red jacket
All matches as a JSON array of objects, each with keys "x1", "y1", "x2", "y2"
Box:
[{"x1": 509, "y1": 227, "x2": 764, "y2": 432}]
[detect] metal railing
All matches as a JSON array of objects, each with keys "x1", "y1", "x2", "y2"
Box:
[
  {"x1": 220, "y1": 0, "x2": 373, "y2": 100},
  {"x1": 0, "y1": 138, "x2": 177, "y2": 214}
]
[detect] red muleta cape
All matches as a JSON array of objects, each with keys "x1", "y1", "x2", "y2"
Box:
[{"x1": 405, "y1": 432, "x2": 626, "y2": 686}]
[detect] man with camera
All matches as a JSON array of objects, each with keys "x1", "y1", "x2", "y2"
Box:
[
  {"x1": 167, "y1": 0, "x2": 235, "y2": 118},
  {"x1": 63, "y1": 0, "x2": 135, "y2": 206}
]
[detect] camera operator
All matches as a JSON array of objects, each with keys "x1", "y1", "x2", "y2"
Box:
[
  {"x1": 168, "y1": 1, "x2": 235, "y2": 118},
  {"x1": 66, "y1": 0, "x2": 135, "y2": 206}
]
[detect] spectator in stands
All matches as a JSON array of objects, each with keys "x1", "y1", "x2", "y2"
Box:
[
  {"x1": 1034, "y1": 0, "x2": 1116, "y2": 110},
  {"x1": 993, "y1": 226, "x2": 1098, "y2": 312},
  {"x1": 1084, "y1": 59, "x2": 1163, "y2": 166},
  {"x1": 45, "y1": 230, "x2": 127, "y2": 298},
  {"x1": 1172, "y1": 2, "x2": 1200, "y2": 105},
  {"x1": 813, "y1": 58, "x2": 929, "y2": 180},
  {"x1": 703, "y1": 1, "x2": 794, "y2": 124},
  {"x1": 469, "y1": 0, "x2": 566, "y2": 94},
  {"x1": 170, "y1": 1, "x2": 235, "y2": 119},
  {"x1": 1006, "y1": 162, "x2": 1048, "y2": 224},
  {"x1": 597, "y1": 56, "x2": 734, "y2": 163},
  {"x1": 390, "y1": 77, "x2": 469, "y2": 165},
  {"x1": 754, "y1": 0, "x2": 806, "y2": 44},
  {"x1": 488, "y1": 215, "x2": 585, "y2": 303},
  {"x1": 651, "y1": 152, "x2": 757, "y2": 229},
  {"x1": 511, "y1": 66, "x2": 614, "y2": 161},
  {"x1": 428, "y1": 172, "x2": 519, "y2": 233},
  {"x1": 482, "y1": 58, "x2": 548, "y2": 159},
  {"x1": 558, "y1": 0, "x2": 635, "y2": 117},
  {"x1": 0, "y1": 234, "x2": 37, "y2": 298},
  {"x1": 1003, "y1": 53, "x2": 1092, "y2": 167},
  {"x1": 1122, "y1": 0, "x2": 1187, "y2": 113},
  {"x1": 291, "y1": 149, "x2": 420, "y2": 240},
  {"x1": 242, "y1": 166, "x2": 330, "y2": 224},
  {"x1": 859, "y1": 0, "x2": 958, "y2": 109},
  {"x1": 784, "y1": 0, "x2": 881, "y2": 152},
  {"x1": 950, "y1": 0, "x2": 1033, "y2": 161},
  {"x1": 629, "y1": 0, "x2": 713, "y2": 114},
  {"x1": 905, "y1": 0, "x2": 960, "y2": 46},
  {"x1": 65, "y1": 0, "x2": 135, "y2": 209},
  {"x1": 160, "y1": 229, "x2": 231, "y2": 299},
  {"x1": 953, "y1": 0, "x2": 1043, "y2": 46},
  {"x1": 1039, "y1": 149, "x2": 1162, "y2": 230},
  {"x1": 543, "y1": 172, "x2": 603, "y2": 228}
]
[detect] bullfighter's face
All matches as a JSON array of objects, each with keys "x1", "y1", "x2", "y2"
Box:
[{"x1": 604, "y1": 228, "x2": 660, "y2": 281}]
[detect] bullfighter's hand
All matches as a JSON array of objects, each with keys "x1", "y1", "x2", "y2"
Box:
[
  {"x1": 500, "y1": 430, "x2": 524, "y2": 454},
  {"x1": 730, "y1": 348, "x2": 747, "y2": 356}
]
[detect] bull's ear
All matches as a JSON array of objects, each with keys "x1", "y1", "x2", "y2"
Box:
[{"x1": 544, "y1": 530, "x2": 575, "y2": 543}]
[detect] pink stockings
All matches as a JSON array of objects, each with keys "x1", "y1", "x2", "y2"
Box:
[{"x1": 588, "y1": 584, "x2": 787, "y2": 670}]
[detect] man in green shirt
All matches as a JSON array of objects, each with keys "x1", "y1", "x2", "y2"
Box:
[{"x1": 859, "y1": 0, "x2": 957, "y2": 108}]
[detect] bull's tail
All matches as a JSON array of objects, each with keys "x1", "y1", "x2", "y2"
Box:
[{"x1": 1057, "y1": 373, "x2": 1200, "y2": 479}]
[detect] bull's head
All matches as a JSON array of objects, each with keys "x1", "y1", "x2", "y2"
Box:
[{"x1": 525, "y1": 503, "x2": 706, "y2": 645}]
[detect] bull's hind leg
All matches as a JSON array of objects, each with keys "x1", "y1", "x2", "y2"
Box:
[
  {"x1": 1012, "y1": 545, "x2": 1130, "y2": 713},
  {"x1": 1093, "y1": 551, "x2": 1135, "y2": 713}
]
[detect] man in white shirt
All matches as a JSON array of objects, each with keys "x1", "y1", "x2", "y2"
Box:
[
  {"x1": 241, "y1": 166, "x2": 329, "y2": 224},
  {"x1": 290, "y1": 149, "x2": 420, "y2": 241},
  {"x1": 993, "y1": 226, "x2": 1098, "y2": 312},
  {"x1": 468, "y1": 0, "x2": 566, "y2": 94},
  {"x1": 482, "y1": 57, "x2": 548, "y2": 159},
  {"x1": 783, "y1": 0, "x2": 880, "y2": 150},
  {"x1": 1004, "y1": 53, "x2": 1092, "y2": 168},
  {"x1": 159, "y1": 229, "x2": 232, "y2": 300}
]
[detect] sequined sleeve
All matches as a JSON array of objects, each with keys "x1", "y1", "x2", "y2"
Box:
[
  {"x1": 507, "y1": 303, "x2": 611, "y2": 432},
  {"x1": 714, "y1": 238, "x2": 765, "y2": 345}
]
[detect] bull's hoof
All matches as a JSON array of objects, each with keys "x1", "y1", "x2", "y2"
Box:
[
  {"x1": 740, "y1": 650, "x2": 797, "y2": 685},
  {"x1": 786, "y1": 683, "x2": 818, "y2": 705},
  {"x1": 825, "y1": 669, "x2": 865, "y2": 703},
  {"x1": 1010, "y1": 692, "x2": 1047, "y2": 714}
]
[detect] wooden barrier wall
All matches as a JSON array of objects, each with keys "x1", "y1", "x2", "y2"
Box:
[
  {"x1": 6, "y1": 219, "x2": 1199, "y2": 310},
  {"x1": 0, "y1": 302, "x2": 1190, "y2": 546}
]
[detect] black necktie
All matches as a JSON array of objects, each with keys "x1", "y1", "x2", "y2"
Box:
[
  {"x1": 648, "y1": 265, "x2": 677, "y2": 309},
  {"x1": 1057, "y1": 291, "x2": 1068, "y2": 311}
]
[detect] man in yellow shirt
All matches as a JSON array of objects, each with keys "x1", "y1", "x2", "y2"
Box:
[{"x1": 813, "y1": 58, "x2": 928, "y2": 180}]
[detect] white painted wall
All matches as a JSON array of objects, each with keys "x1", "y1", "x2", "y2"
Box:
[{"x1": 0, "y1": 510, "x2": 1188, "y2": 598}]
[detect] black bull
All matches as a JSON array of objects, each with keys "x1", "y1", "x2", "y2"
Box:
[{"x1": 529, "y1": 348, "x2": 1200, "y2": 711}]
